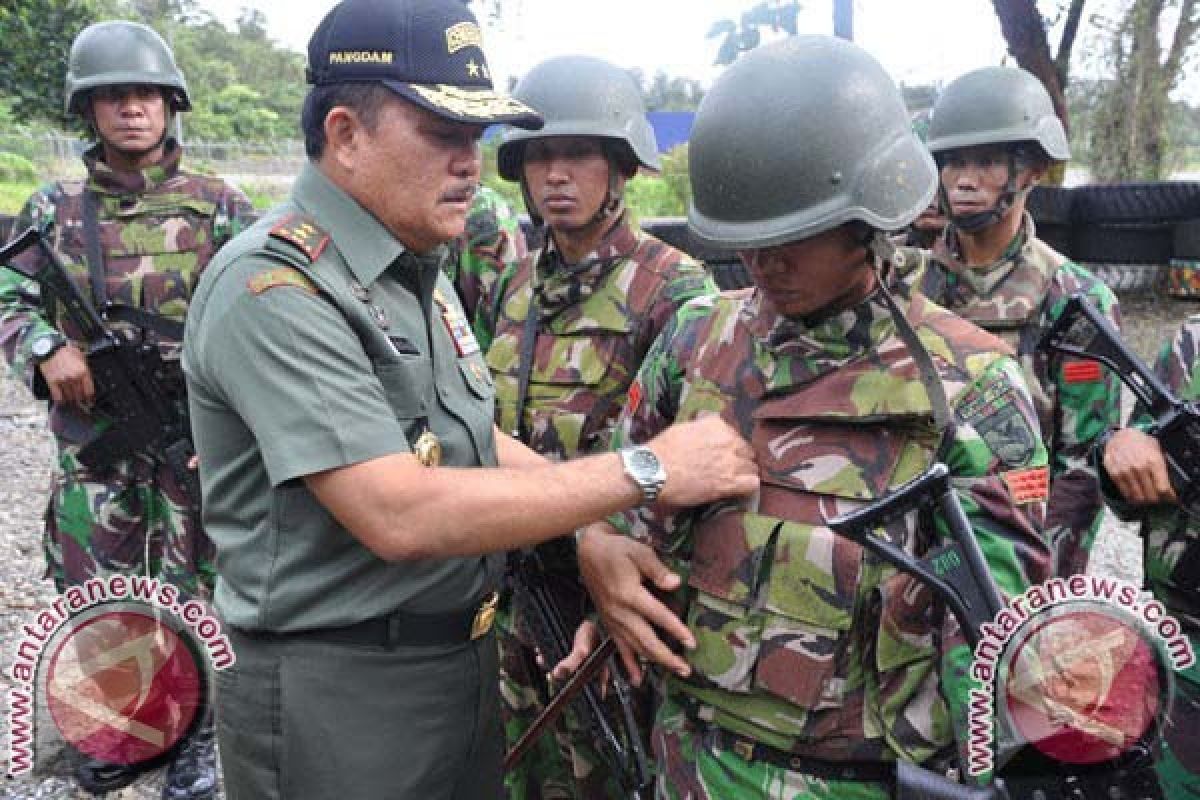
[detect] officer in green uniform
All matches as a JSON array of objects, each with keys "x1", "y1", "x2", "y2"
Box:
[
  {"x1": 0, "y1": 20, "x2": 254, "y2": 798},
  {"x1": 487, "y1": 54, "x2": 717, "y2": 800},
  {"x1": 181, "y1": 1, "x2": 759, "y2": 798},
  {"x1": 912, "y1": 66, "x2": 1122, "y2": 579},
  {"x1": 571, "y1": 37, "x2": 1053, "y2": 799}
]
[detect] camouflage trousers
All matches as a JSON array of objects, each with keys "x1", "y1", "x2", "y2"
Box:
[
  {"x1": 1156, "y1": 626, "x2": 1200, "y2": 799},
  {"x1": 43, "y1": 441, "x2": 214, "y2": 595},
  {"x1": 652, "y1": 695, "x2": 891, "y2": 800}
]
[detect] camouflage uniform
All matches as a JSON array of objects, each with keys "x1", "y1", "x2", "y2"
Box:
[
  {"x1": 0, "y1": 139, "x2": 254, "y2": 593},
  {"x1": 912, "y1": 214, "x2": 1121, "y2": 577},
  {"x1": 608, "y1": 277, "x2": 1052, "y2": 799},
  {"x1": 486, "y1": 215, "x2": 716, "y2": 799},
  {"x1": 1099, "y1": 317, "x2": 1200, "y2": 798},
  {"x1": 445, "y1": 185, "x2": 527, "y2": 350}
]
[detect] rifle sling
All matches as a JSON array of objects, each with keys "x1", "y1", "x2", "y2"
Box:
[
  {"x1": 511, "y1": 253, "x2": 543, "y2": 440},
  {"x1": 82, "y1": 188, "x2": 108, "y2": 309}
]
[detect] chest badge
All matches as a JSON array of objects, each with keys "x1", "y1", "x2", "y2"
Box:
[
  {"x1": 433, "y1": 287, "x2": 480, "y2": 357},
  {"x1": 414, "y1": 429, "x2": 442, "y2": 468}
]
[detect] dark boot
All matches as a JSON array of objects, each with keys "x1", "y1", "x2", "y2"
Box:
[
  {"x1": 73, "y1": 754, "x2": 142, "y2": 795},
  {"x1": 162, "y1": 721, "x2": 218, "y2": 800}
]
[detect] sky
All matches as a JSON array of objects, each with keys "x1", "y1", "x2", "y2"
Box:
[{"x1": 195, "y1": 0, "x2": 1199, "y2": 102}]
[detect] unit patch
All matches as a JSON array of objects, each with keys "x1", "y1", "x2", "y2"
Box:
[
  {"x1": 1002, "y1": 466, "x2": 1049, "y2": 504},
  {"x1": 958, "y1": 377, "x2": 1037, "y2": 466},
  {"x1": 247, "y1": 268, "x2": 317, "y2": 296}
]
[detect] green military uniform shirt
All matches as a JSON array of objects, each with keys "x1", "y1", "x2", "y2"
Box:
[{"x1": 183, "y1": 164, "x2": 498, "y2": 632}]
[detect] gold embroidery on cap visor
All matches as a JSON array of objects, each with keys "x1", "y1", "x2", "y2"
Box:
[
  {"x1": 446, "y1": 22, "x2": 484, "y2": 54},
  {"x1": 405, "y1": 83, "x2": 535, "y2": 122}
]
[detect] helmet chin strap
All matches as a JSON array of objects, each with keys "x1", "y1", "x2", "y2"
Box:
[{"x1": 942, "y1": 150, "x2": 1034, "y2": 233}]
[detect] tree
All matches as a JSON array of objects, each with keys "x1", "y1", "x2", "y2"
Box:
[
  {"x1": 626, "y1": 68, "x2": 706, "y2": 112},
  {"x1": 990, "y1": 0, "x2": 1087, "y2": 179},
  {"x1": 0, "y1": 0, "x2": 98, "y2": 127},
  {"x1": 1088, "y1": 0, "x2": 1200, "y2": 181},
  {"x1": 708, "y1": 2, "x2": 800, "y2": 66}
]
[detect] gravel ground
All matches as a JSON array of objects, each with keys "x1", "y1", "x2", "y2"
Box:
[{"x1": 1, "y1": 291, "x2": 1195, "y2": 798}]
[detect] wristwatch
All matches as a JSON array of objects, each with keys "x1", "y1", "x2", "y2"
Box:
[
  {"x1": 30, "y1": 332, "x2": 67, "y2": 363},
  {"x1": 618, "y1": 445, "x2": 667, "y2": 504}
]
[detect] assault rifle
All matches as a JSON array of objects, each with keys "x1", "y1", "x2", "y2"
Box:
[
  {"x1": 828, "y1": 463, "x2": 1164, "y2": 800},
  {"x1": 1043, "y1": 292, "x2": 1200, "y2": 587},
  {"x1": 1, "y1": 225, "x2": 200, "y2": 507},
  {"x1": 504, "y1": 547, "x2": 652, "y2": 798}
]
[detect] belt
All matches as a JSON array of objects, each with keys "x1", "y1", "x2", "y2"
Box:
[
  {"x1": 676, "y1": 694, "x2": 893, "y2": 783},
  {"x1": 235, "y1": 591, "x2": 499, "y2": 648},
  {"x1": 702, "y1": 725, "x2": 894, "y2": 783}
]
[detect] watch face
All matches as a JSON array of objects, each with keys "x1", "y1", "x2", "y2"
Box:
[
  {"x1": 32, "y1": 336, "x2": 59, "y2": 358},
  {"x1": 631, "y1": 449, "x2": 659, "y2": 472}
]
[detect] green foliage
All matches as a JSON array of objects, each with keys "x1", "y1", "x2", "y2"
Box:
[
  {"x1": 0, "y1": 0, "x2": 97, "y2": 127},
  {"x1": 0, "y1": 182, "x2": 39, "y2": 215},
  {"x1": 0, "y1": 153, "x2": 38, "y2": 183}
]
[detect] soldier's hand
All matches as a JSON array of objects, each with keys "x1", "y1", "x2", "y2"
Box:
[
  {"x1": 38, "y1": 343, "x2": 94, "y2": 408},
  {"x1": 550, "y1": 619, "x2": 604, "y2": 683},
  {"x1": 649, "y1": 415, "x2": 759, "y2": 507},
  {"x1": 1103, "y1": 428, "x2": 1177, "y2": 506},
  {"x1": 577, "y1": 524, "x2": 694, "y2": 686}
]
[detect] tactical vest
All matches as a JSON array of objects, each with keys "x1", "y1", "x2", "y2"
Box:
[
  {"x1": 46, "y1": 177, "x2": 229, "y2": 344},
  {"x1": 487, "y1": 235, "x2": 685, "y2": 459},
  {"x1": 917, "y1": 232, "x2": 1066, "y2": 435},
  {"x1": 669, "y1": 289, "x2": 1007, "y2": 763}
]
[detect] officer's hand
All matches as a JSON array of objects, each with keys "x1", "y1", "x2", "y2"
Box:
[
  {"x1": 1103, "y1": 428, "x2": 1177, "y2": 506},
  {"x1": 550, "y1": 619, "x2": 604, "y2": 683},
  {"x1": 648, "y1": 415, "x2": 759, "y2": 507},
  {"x1": 38, "y1": 344, "x2": 94, "y2": 408},
  {"x1": 577, "y1": 524, "x2": 694, "y2": 686}
]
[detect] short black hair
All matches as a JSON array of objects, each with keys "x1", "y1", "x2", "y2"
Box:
[{"x1": 301, "y1": 83, "x2": 394, "y2": 159}]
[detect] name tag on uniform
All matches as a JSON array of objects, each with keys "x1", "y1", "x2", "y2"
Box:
[{"x1": 433, "y1": 288, "x2": 480, "y2": 357}]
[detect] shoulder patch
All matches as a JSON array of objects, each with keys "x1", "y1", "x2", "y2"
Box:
[
  {"x1": 957, "y1": 370, "x2": 1037, "y2": 467},
  {"x1": 247, "y1": 268, "x2": 318, "y2": 296},
  {"x1": 1002, "y1": 466, "x2": 1049, "y2": 504},
  {"x1": 268, "y1": 214, "x2": 330, "y2": 263}
]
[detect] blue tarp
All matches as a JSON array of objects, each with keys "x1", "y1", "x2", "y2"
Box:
[{"x1": 484, "y1": 111, "x2": 697, "y2": 154}]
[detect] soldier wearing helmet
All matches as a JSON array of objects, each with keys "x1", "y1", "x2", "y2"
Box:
[
  {"x1": 572, "y1": 37, "x2": 1052, "y2": 799},
  {"x1": 914, "y1": 66, "x2": 1122, "y2": 579},
  {"x1": 0, "y1": 20, "x2": 254, "y2": 799},
  {"x1": 484, "y1": 54, "x2": 716, "y2": 799}
]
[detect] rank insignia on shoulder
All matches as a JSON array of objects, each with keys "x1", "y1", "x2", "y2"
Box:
[
  {"x1": 268, "y1": 214, "x2": 330, "y2": 263},
  {"x1": 247, "y1": 268, "x2": 318, "y2": 296}
]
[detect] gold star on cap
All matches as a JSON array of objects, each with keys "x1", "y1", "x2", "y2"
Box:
[{"x1": 466, "y1": 59, "x2": 480, "y2": 78}]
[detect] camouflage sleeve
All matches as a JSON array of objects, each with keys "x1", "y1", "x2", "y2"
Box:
[
  {"x1": 1044, "y1": 268, "x2": 1123, "y2": 576},
  {"x1": 0, "y1": 187, "x2": 61, "y2": 384},
  {"x1": 639, "y1": 258, "x2": 717, "y2": 353},
  {"x1": 937, "y1": 355, "x2": 1053, "y2": 776},
  {"x1": 454, "y1": 187, "x2": 526, "y2": 351},
  {"x1": 607, "y1": 296, "x2": 719, "y2": 548},
  {"x1": 216, "y1": 183, "x2": 257, "y2": 247}
]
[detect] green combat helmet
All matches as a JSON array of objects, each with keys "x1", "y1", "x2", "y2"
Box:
[
  {"x1": 497, "y1": 55, "x2": 660, "y2": 180},
  {"x1": 926, "y1": 66, "x2": 1067, "y2": 231},
  {"x1": 65, "y1": 20, "x2": 191, "y2": 116},
  {"x1": 497, "y1": 55, "x2": 659, "y2": 226},
  {"x1": 687, "y1": 35, "x2": 936, "y2": 251}
]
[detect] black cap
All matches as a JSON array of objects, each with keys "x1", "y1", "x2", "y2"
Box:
[{"x1": 307, "y1": 0, "x2": 542, "y2": 129}]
